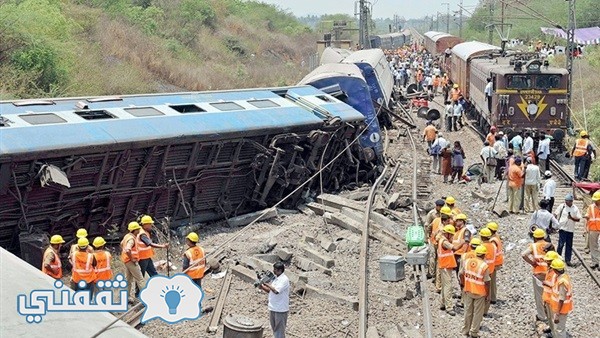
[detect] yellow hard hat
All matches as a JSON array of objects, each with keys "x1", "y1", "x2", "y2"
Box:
[
  {"x1": 475, "y1": 245, "x2": 487, "y2": 255},
  {"x1": 92, "y1": 237, "x2": 106, "y2": 248},
  {"x1": 479, "y1": 228, "x2": 492, "y2": 237},
  {"x1": 443, "y1": 224, "x2": 456, "y2": 235},
  {"x1": 593, "y1": 191, "x2": 600, "y2": 201},
  {"x1": 50, "y1": 235, "x2": 65, "y2": 245},
  {"x1": 486, "y1": 222, "x2": 499, "y2": 231},
  {"x1": 445, "y1": 196, "x2": 456, "y2": 204},
  {"x1": 440, "y1": 206, "x2": 452, "y2": 216},
  {"x1": 187, "y1": 232, "x2": 199, "y2": 243},
  {"x1": 544, "y1": 251, "x2": 560, "y2": 261},
  {"x1": 77, "y1": 237, "x2": 89, "y2": 248},
  {"x1": 140, "y1": 215, "x2": 154, "y2": 224},
  {"x1": 76, "y1": 228, "x2": 88, "y2": 238},
  {"x1": 453, "y1": 84, "x2": 459, "y2": 88},
  {"x1": 128, "y1": 221, "x2": 142, "y2": 231},
  {"x1": 470, "y1": 238, "x2": 482, "y2": 246},
  {"x1": 533, "y1": 228, "x2": 546, "y2": 239},
  {"x1": 580, "y1": 130, "x2": 588, "y2": 138},
  {"x1": 550, "y1": 258, "x2": 566, "y2": 270},
  {"x1": 455, "y1": 213, "x2": 467, "y2": 221}
]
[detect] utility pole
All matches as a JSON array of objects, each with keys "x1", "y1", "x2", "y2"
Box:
[
  {"x1": 357, "y1": 0, "x2": 371, "y2": 49},
  {"x1": 566, "y1": 0, "x2": 576, "y2": 108},
  {"x1": 488, "y1": 0, "x2": 494, "y2": 44},
  {"x1": 458, "y1": 0, "x2": 463, "y2": 38},
  {"x1": 436, "y1": 12, "x2": 440, "y2": 31},
  {"x1": 442, "y1": 3, "x2": 450, "y2": 33},
  {"x1": 500, "y1": 0, "x2": 505, "y2": 38}
]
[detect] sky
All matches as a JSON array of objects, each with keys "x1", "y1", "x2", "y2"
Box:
[{"x1": 256, "y1": 0, "x2": 481, "y2": 20}]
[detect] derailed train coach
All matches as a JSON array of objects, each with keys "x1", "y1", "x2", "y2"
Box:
[{"x1": 0, "y1": 86, "x2": 367, "y2": 260}]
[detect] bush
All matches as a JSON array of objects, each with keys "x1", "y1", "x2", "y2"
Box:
[{"x1": 11, "y1": 44, "x2": 67, "y2": 92}]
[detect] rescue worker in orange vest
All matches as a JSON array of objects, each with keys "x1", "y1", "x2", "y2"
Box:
[
  {"x1": 452, "y1": 213, "x2": 471, "y2": 295},
  {"x1": 93, "y1": 237, "x2": 113, "y2": 282},
  {"x1": 438, "y1": 224, "x2": 458, "y2": 316},
  {"x1": 583, "y1": 191, "x2": 600, "y2": 269},
  {"x1": 68, "y1": 228, "x2": 93, "y2": 266},
  {"x1": 487, "y1": 222, "x2": 504, "y2": 304},
  {"x1": 429, "y1": 206, "x2": 453, "y2": 292},
  {"x1": 548, "y1": 259, "x2": 573, "y2": 338},
  {"x1": 570, "y1": 130, "x2": 595, "y2": 181},
  {"x1": 479, "y1": 228, "x2": 497, "y2": 316},
  {"x1": 459, "y1": 245, "x2": 490, "y2": 338},
  {"x1": 71, "y1": 238, "x2": 97, "y2": 293},
  {"x1": 521, "y1": 228, "x2": 552, "y2": 323},
  {"x1": 121, "y1": 221, "x2": 145, "y2": 300},
  {"x1": 451, "y1": 84, "x2": 461, "y2": 102},
  {"x1": 445, "y1": 195, "x2": 461, "y2": 216},
  {"x1": 42, "y1": 235, "x2": 65, "y2": 279},
  {"x1": 463, "y1": 238, "x2": 482, "y2": 260},
  {"x1": 425, "y1": 200, "x2": 445, "y2": 281},
  {"x1": 542, "y1": 251, "x2": 561, "y2": 335},
  {"x1": 182, "y1": 232, "x2": 206, "y2": 287},
  {"x1": 137, "y1": 215, "x2": 169, "y2": 277}
]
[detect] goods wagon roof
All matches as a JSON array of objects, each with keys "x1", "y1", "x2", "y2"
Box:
[
  {"x1": 452, "y1": 41, "x2": 501, "y2": 61},
  {"x1": 424, "y1": 31, "x2": 448, "y2": 39},
  {"x1": 299, "y1": 63, "x2": 365, "y2": 84}
]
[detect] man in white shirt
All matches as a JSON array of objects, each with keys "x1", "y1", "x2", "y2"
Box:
[
  {"x1": 480, "y1": 141, "x2": 498, "y2": 183},
  {"x1": 432, "y1": 133, "x2": 449, "y2": 174},
  {"x1": 510, "y1": 133, "x2": 523, "y2": 156},
  {"x1": 260, "y1": 262, "x2": 290, "y2": 338},
  {"x1": 542, "y1": 170, "x2": 556, "y2": 212},
  {"x1": 554, "y1": 194, "x2": 581, "y2": 266},
  {"x1": 493, "y1": 135, "x2": 508, "y2": 180},
  {"x1": 522, "y1": 132, "x2": 534, "y2": 157},
  {"x1": 529, "y1": 199, "x2": 559, "y2": 244},
  {"x1": 445, "y1": 101, "x2": 453, "y2": 131},
  {"x1": 523, "y1": 157, "x2": 541, "y2": 213},
  {"x1": 537, "y1": 133, "x2": 551, "y2": 172},
  {"x1": 452, "y1": 101, "x2": 464, "y2": 131},
  {"x1": 484, "y1": 78, "x2": 493, "y2": 114}
]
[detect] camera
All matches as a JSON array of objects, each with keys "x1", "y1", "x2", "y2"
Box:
[{"x1": 253, "y1": 270, "x2": 275, "y2": 287}]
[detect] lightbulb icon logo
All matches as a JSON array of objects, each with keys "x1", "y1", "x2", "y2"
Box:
[
  {"x1": 162, "y1": 285, "x2": 185, "y2": 314},
  {"x1": 139, "y1": 274, "x2": 204, "y2": 324}
]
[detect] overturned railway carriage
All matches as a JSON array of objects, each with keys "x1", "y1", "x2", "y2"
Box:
[
  {"x1": 449, "y1": 40, "x2": 570, "y2": 149},
  {"x1": 0, "y1": 87, "x2": 366, "y2": 256},
  {"x1": 369, "y1": 32, "x2": 408, "y2": 50}
]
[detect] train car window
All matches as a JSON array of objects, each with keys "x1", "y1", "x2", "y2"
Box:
[
  {"x1": 210, "y1": 102, "x2": 244, "y2": 111},
  {"x1": 248, "y1": 99, "x2": 280, "y2": 108},
  {"x1": 124, "y1": 107, "x2": 164, "y2": 117},
  {"x1": 535, "y1": 75, "x2": 562, "y2": 89},
  {"x1": 169, "y1": 104, "x2": 206, "y2": 113},
  {"x1": 19, "y1": 113, "x2": 66, "y2": 125},
  {"x1": 506, "y1": 75, "x2": 531, "y2": 89},
  {"x1": 75, "y1": 110, "x2": 116, "y2": 120}
]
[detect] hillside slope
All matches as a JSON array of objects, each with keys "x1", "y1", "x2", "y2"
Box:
[{"x1": 0, "y1": 0, "x2": 317, "y2": 99}]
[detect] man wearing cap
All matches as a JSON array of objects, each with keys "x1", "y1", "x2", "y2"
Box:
[
  {"x1": 426, "y1": 199, "x2": 445, "y2": 231},
  {"x1": 529, "y1": 200, "x2": 559, "y2": 244},
  {"x1": 487, "y1": 223, "x2": 503, "y2": 304},
  {"x1": 522, "y1": 228, "x2": 552, "y2": 323},
  {"x1": 42, "y1": 235, "x2": 65, "y2": 279},
  {"x1": 93, "y1": 237, "x2": 113, "y2": 282},
  {"x1": 549, "y1": 259, "x2": 573, "y2": 338},
  {"x1": 183, "y1": 232, "x2": 206, "y2": 287},
  {"x1": 68, "y1": 228, "x2": 93, "y2": 266},
  {"x1": 480, "y1": 141, "x2": 498, "y2": 184},
  {"x1": 543, "y1": 171, "x2": 556, "y2": 212},
  {"x1": 541, "y1": 251, "x2": 561, "y2": 335},
  {"x1": 121, "y1": 221, "x2": 145, "y2": 300},
  {"x1": 459, "y1": 245, "x2": 490, "y2": 338},
  {"x1": 554, "y1": 194, "x2": 581, "y2": 267},
  {"x1": 537, "y1": 132, "x2": 551, "y2": 172},
  {"x1": 524, "y1": 157, "x2": 541, "y2": 213},
  {"x1": 570, "y1": 130, "x2": 595, "y2": 181},
  {"x1": 438, "y1": 224, "x2": 458, "y2": 316},
  {"x1": 479, "y1": 228, "x2": 496, "y2": 316},
  {"x1": 71, "y1": 238, "x2": 97, "y2": 292},
  {"x1": 493, "y1": 133, "x2": 508, "y2": 180},
  {"x1": 137, "y1": 215, "x2": 169, "y2": 278},
  {"x1": 508, "y1": 157, "x2": 525, "y2": 214},
  {"x1": 429, "y1": 206, "x2": 452, "y2": 289},
  {"x1": 583, "y1": 191, "x2": 600, "y2": 269}
]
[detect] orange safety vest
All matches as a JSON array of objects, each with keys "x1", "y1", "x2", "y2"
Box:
[
  {"x1": 120, "y1": 233, "x2": 139, "y2": 263},
  {"x1": 185, "y1": 246, "x2": 206, "y2": 279},
  {"x1": 462, "y1": 250, "x2": 477, "y2": 261},
  {"x1": 550, "y1": 274, "x2": 573, "y2": 314},
  {"x1": 586, "y1": 204, "x2": 600, "y2": 231},
  {"x1": 451, "y1": 207, "x2": 461, "y2": 216},
  {"x1": 41, "y1": 247, "x2": 62, "y2": 279},
  {"x1": 137, "y1": 229, "x2": 155, "y2": 260},
  {"x1": 451, "y1": 88, "x2": 461, "y2": 101},
  {"x1": 72, "y1": 251, "x2": 96, "y2": 283},
  {"x1": 452, "y1": 227, "x2": 468, "y2": 255},
  {"x1": 94, "y1": 250, "x2": 113, "y2": 281},
  {"x1": 530, "y1": 241, "x2": 549, "y2": 275},
  {"x1": 482, "y1": 242, "x2": 496, "y2": 274},
  {"x1": 429, "y1": 218, "x2": 442, "y2": 245},
  {"x1": 573, "y1": 138, "x2": 589, "y2": 157},
  {"x1": 490, "y1": 236, "x2": 504, "y2": 267},
  {"x1": 463, "y1": 257, "x2": 489, "y2": 297},
  {"x1": 438, "y1": 237, "x2": 457, "y2": 269},
  {"x1": 542, "y1": 269, "x2": 557, "y2": 304}
]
